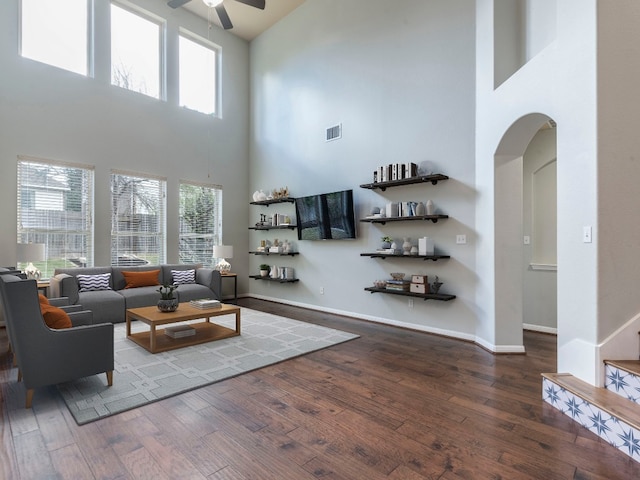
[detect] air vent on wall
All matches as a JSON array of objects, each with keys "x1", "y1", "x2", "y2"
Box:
[{"x1": 326, "y1": 123, "x2": 342, "y2": 142}]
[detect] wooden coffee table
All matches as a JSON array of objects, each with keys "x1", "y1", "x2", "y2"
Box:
[{"x1": 126, "y1": 302, "x2": 241, "y2": 353}]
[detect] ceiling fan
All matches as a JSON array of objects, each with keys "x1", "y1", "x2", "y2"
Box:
[{"x1": 167, "y1": 0, "x2": 266, "y2": 30}]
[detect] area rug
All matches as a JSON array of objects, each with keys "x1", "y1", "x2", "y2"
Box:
[{"x1": 57, "y1": 307, "x2": 359, "y2": 425}]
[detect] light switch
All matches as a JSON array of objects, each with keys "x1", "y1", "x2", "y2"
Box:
[
  {"x1": 456, "y1": 234, "x2": 467, "y2": 245},
  {"x1": 583, "y1": 226, "x2": 592, "y2": 243},
  {"x1": 523, "y1": 236, "x2": 530, "y2": 245}
]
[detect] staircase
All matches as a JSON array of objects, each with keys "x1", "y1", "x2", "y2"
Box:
[{"x1": 542, "y1": 360, "x2": 640, "y2": 463}]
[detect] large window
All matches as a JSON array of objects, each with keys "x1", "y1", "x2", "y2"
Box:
[
  {"x1": 179, "y1": 181, "x2": 222, "y2": 267},
  {"x1": 179, "y1": 31, "x2": 219, "y2": 115},
  {"x1": 17, "y1": 157, "x2": 95, "y2": 278},
  {"x1": 111, "y1": 3, "x2": 163, "y2": 99},
  {"x1": 20, "y1": 0, "x2": 89, "y2": 76},
  {"x1": 111, "y1": 171, "x2": 166, "y2": 266}
]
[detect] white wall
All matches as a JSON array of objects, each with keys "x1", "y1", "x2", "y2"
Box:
[
  {"x1": 0, "y1": 0, "x2": 251, "y2": 295},
  {"x1": 249, "y1": 0, "x2": 479, "y2": 341}
]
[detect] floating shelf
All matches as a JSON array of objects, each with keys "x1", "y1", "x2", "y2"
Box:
[
  {"x1": 249, "y1": 224, "x2": 298, "y2": 231},
  {"x1": 360, "y1": 253, "x2": 450, "y2": 261},
  {"x1": 249, "y1": 198, "x2": 295, "y2": 206},
  {"x1": 249, "y1": 251, "x2": 300, "y2": 256},
  {"x1": 360, "y1": 174, "x2": 449, "y2": 191},
  {"x1": 360, "y1": 214, "x2": 448, "y2": 225},
  {"x1": 249, "y1": 275, "x2": 299, "y2": 283},
  {"x1": 364, "y1": 287, "x2": 455, "y2": 301}
]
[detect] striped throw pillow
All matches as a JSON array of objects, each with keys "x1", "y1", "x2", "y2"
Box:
[
  {"x1": 77, "y1": 273, "x2": 112, "y2": 292},
  {"x1": 171, "y1": 269, "x2": 195, "y2": 285}
]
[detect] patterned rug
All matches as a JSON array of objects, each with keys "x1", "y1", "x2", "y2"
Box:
[{"x1": 58, "y1": 307, "x2": 359, "y2": 425}]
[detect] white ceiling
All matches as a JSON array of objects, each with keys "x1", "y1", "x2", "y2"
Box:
[{"x1": 178, "y1": 0, "x2": 305, "y2": 41}]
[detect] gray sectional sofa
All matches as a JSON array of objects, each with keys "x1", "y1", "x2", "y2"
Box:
[{"x1": 49, "y1": 264, "x2": 221, "y2": 324}]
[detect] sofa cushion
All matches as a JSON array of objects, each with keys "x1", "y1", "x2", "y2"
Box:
[
  {"x1": 74, "y1": 289, "x2": 126, "y2": 324},
  {"x1": 121, "y1": 269, "x2": 160, "y2": 289},
  {"x1": 176, "y1": 283, "x2": 220, "y2": 303},
  {"x1": 119, "y1": 285, "x2": 162, "y2": 309},
  {"x1": 171, "y1": 269, "x2": 195, "y2": 285},
  {"x1": 77, "y1": 273, "x2": 112, "y2": 292},
  {"x1": 39, "y1": 295, "x2": 72, "y2": 329}
]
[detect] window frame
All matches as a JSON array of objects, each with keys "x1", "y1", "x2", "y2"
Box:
[
  {"x1": 17, "y1": 155, "x2": 95, "y2": 277},
  {"x1": 178, "y1": 28, "x2": 221, "y2": 116},
  {"x1": 19, "y1": 0, "x2": 94, "y2": 77},
  {"x1": 110, "y1": 170, "x2": 167, "y2": 267},
  {"x1": 110, "y1": 0, "x2": 167, "y2": 101}
]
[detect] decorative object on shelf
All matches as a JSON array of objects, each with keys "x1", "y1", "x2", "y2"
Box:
[
  {"x1": 212, "y1": 245, "x2": 233, "y2": 274},
  {"x1": 418, "y1": 237, "x2": 435, "y2": 256},
  {"x1": 390, "y1": 272, "x2": 406, "y2": 281},
  {"x1": 270, "y1": 265, "x2": 279, "y2": 279},
  {"x1": 373, "y1": 279, "x2": 387, "y2": 288},
  {"x1": 253, "y1": 190, "x2": 268, "y2": 202},
  {"x1": 410, "y1": 245, "x2": 419, "y2": 255},
  {"x1": 156, "y1": 283, "x2": 179, "y2": 312},
  {"x1": 17, "y1": 242, "x2": 45, "y2": 280},
  {"x1": 390, "y1": 240, "x2": 399, "y2": 253},
  {"x1": 386, "y1": 202, "x2": 399, "y2": 218},
  {"x1": 271, "y1": 186, "x2": 290, "y2": 199},
  {"x1": 381, "y1": 236, "x2": 393, "y2": 249},
  {"x1": 431, "y1": 276, "x2": 443, "y2": 294},
  {"x1": 415, "y1": 201, "x2": 426, "y2": 216},
  {"x1": 259, "y1": 264, "x2": 270, "y2": 277},
  {"x1": 426, "y1": 199, "x2": 435, "y2": 216},
  {"x1": 402, "y1": 238, "x2": 412, "y2": 255}
]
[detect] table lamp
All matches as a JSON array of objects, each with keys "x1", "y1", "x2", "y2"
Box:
[
  {"x1": 212, "y1": 245, "x2": 233, "y2": 274},
  {"x1": 17, "y1": 243, "x2": 46, "y2": 280}
]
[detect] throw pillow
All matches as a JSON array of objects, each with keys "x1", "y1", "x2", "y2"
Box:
[
  {"x1": 38, "y1": 293, "x2": 49, "y2": 305},
  {"x1": 40, "y1": 302, "x2": 72, "y2": 329},
  {"x1": 121, "y1": 269, "x2": 160, "y2": 289},
  {"x1": 77, "y1": 273, "x2": 112, "y2": 292},
  {"x1": 171, "y1": 269, "x2": 195, "y2": 285}
]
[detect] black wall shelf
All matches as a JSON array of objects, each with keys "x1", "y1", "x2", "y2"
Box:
[
  {"x1": 249, "y1": 225, "x2": 297, "y2": 231},
  {"x1": 360, "y1": 253, "x2": 450, "y2": 261},
  {"x1": 360, "y1": 214, "x2": 448, "y2": 225},
  {"x1": 249, "y1": 275, "x2": 299, "y2": 283},
  {"x1": 364, "y1": 287, "x2": 455, "y2": 301},
  {"x1": 249, "y1": 251, "x2": 299, "y2": 256},
  {"x1": 249, "y1": 198, "x2": 295, "y2": 206},
  {"x1": 360, "y1": 174, "x2": 449, "y2": 191}
]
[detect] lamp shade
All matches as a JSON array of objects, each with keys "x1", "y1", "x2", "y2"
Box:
[
  {"x1": 17, "y1": 243, "x2": 46, "y2": 262},
  {"x1": 212, "y1": 245, "x2": 233, "y2": 259}
]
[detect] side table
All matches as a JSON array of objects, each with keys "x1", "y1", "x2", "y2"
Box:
[{"x1": 220, "y1": 273, "x2": 238, "y2": 304}]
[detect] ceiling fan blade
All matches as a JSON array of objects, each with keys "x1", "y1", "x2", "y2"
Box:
[
  {"x1": 215, "y1": 4, "x2": 233, "y2": 29},
  {"x1": 235, "y1": 0, "x2": 265, "y2": 10},
  {"x1": 167, "y1": 0, "x2": 192, "y2": 8}
]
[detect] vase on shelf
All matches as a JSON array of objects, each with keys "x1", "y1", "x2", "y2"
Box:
[
  {"x1": 390, "y1": 241, "x2": 399, "y2": 253},
  {"x1": 402, "y1": 238, "x2": 412, "y2": 255},
  {"x1": 415, "y1": 202, "x2": 426, "y2": 216},
  {"x1": 426, "y1": 199, "x2": 435, "y2": 216}
]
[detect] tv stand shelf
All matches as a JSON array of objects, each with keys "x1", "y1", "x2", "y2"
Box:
[
  {"x1": 364, "y1": 287, "x2": 455, "y2": 301},
  {"x1": 360, "y1": 214, "x2": 448, "y2": 225},
  {"x1": 360, "y1": 253, "x2": 450, "y2": 261},
  {"x1": 360, "y1": 174, "x2": 449, "y2": 191},
  {"x1": 249, "y1": 275, "x2": 299, "y2": 283}
]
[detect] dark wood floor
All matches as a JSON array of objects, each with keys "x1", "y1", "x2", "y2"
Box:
[{"x1": 1, "y1": 298, "x2": 638, "y2": 479}]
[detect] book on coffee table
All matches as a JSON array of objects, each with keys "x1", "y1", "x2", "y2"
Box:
[
  {"x1": 190, "y1": 299, "x2": 222, "y2": 309},
  {"x1": 164, "y1": 325, "x2": 196, "y2": 338}
]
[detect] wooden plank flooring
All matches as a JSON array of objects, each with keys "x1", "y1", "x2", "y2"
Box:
[{"x1": 1, "y1": 298, "x2": 639, "y2": 479}]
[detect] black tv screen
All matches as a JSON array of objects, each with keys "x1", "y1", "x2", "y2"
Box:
[{"x1": 295, "y1": 190, "x2": 356, "y2": 240}]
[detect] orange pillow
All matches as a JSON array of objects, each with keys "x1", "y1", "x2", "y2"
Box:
[
  {"x1": 40, "y1": 302, "x2": 72, "y2": 329},
  {"x1": 38, "y1": 293, "x2": 49, "y2": 305},
  {"x1": 121, "y1": 269, "x2": 160, "y2": 289}
]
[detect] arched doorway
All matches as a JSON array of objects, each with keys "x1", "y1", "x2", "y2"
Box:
[{"x1": 493, "y1": 113, "x2": 557, "y2": 350}]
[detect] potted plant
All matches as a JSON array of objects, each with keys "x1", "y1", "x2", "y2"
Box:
[
  {"x1": 381, "y1": 236, "x2": 393, "y2": 249},
  {"x1": 157, "y1": 283, "x2": 179, "y2": 312},
  {"x1": 259, "y1": 264, "x2": 271, "y2": 277}
]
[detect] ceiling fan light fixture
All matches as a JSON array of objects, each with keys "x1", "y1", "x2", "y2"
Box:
[{"x1": 202, "y1": 0, "x2": 223, "y2": 7}]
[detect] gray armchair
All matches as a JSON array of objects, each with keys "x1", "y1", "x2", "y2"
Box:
[{"x1": 0, "y1": 275, "x2": 114, "y2": 408}]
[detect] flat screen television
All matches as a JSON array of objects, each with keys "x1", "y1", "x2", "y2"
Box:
[{"x1": 295, "y1": 189, "x2": 356, "y2": 240}]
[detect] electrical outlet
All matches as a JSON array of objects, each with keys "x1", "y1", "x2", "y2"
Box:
[
  {"x1": 583, "y1": 226, "x2": 592, "y2": 243},
  {"x1": 408, "y1": 299, "x2": 414, "y2": 309},
  {"x1": 524, "y1": 236, "x2": 530, "y2": 245},
  {"x1": 320, "y1": 287, "x2": 324, "y2": 295},
  {"x1": 456, "y1": 234, "x2": 467, "y2": 245}
]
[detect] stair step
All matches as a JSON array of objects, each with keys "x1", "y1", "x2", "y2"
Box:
[
  {"x1": 542, "y1": 372, "x2": 640, "y2": 431},
  {"x1": 604, "y1": 359, "x2": 640, "y2": 376}
]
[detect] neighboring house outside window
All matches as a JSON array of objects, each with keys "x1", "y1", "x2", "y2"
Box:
[
  {"x1": 179, "y1": 181, "x2": 222, "y2": 267},
  {"x1": 17, "y1": 156, "x2": 95, "y2": 278},
  {"x1": 111, "y1": 171, "x2": 166, "y2": 266}
]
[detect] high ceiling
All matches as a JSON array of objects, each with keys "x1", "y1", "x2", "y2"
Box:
[{"x1": 178, "y1": 0, "x2": 305, "y2": 41}]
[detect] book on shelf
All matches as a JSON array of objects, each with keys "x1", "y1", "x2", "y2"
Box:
[
  {"x1": 165, "y1": 325, "x2": 196, "y2": 338},
  {"x1": 190, "y1": 298, "x2": 222, "y2": 309},
  {"x1": 386, "y1": 284, "x2": 410, "y2": 291}
]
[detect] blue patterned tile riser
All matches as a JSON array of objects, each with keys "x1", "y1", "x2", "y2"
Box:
[
  {"x1": 604, "y1": 364, "x2": 640, "y2": 405},
  {"x1": 542, "y1": 377, "x2": 640, "y2": 462}
]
